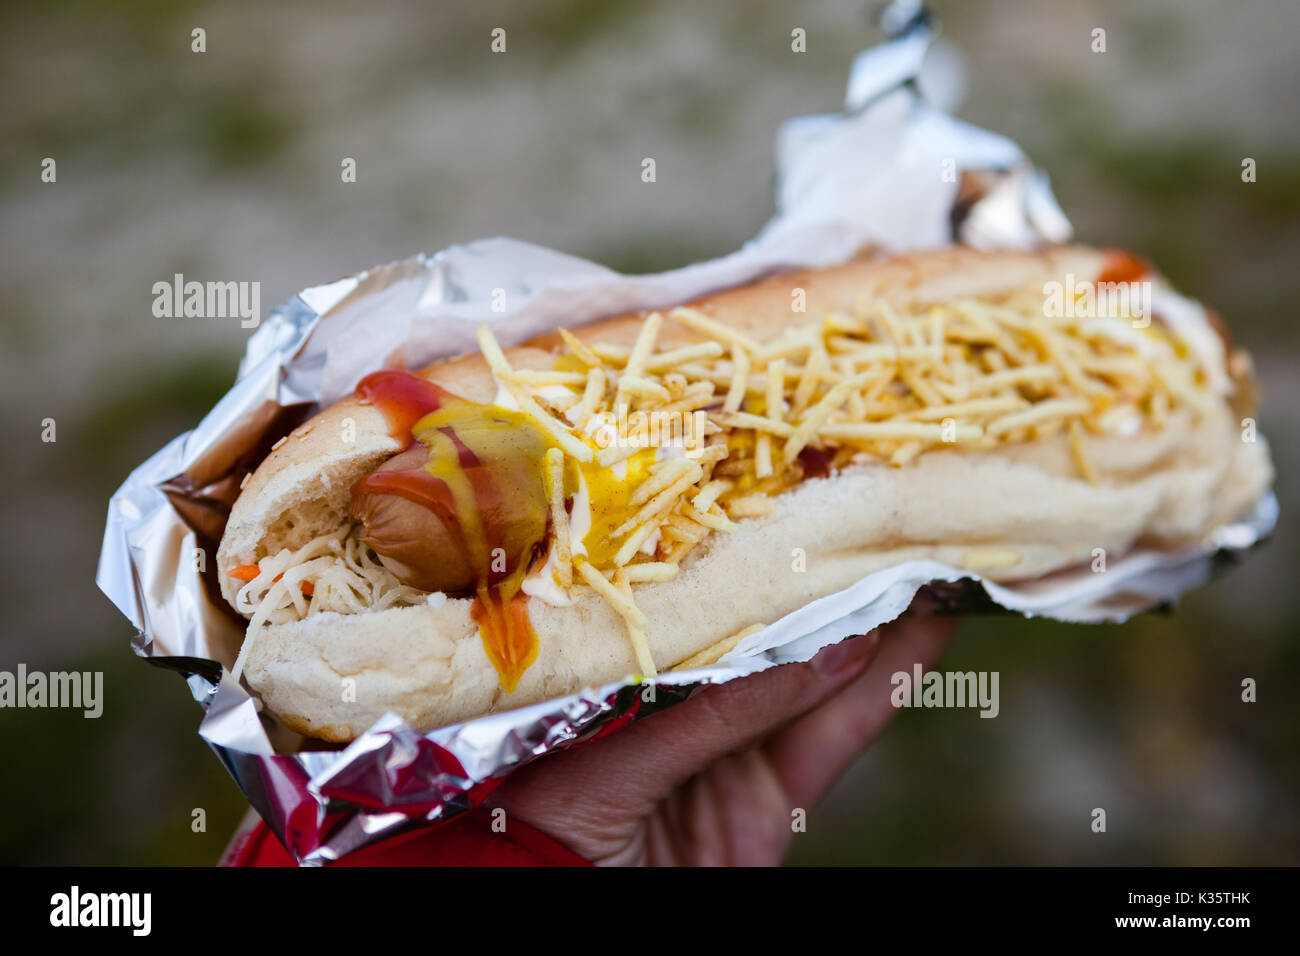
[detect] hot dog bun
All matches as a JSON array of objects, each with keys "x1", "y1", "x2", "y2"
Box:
[{"x1": 216, "y1": 246, "x2": 1273, "y2": 741}]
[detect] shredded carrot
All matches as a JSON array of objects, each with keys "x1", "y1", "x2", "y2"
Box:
[{"x1": 227, "y1": 564, "x2": 312, "y2": 595}]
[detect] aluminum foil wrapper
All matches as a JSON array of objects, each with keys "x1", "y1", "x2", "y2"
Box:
[{"x1": 97, "y1": 4, "x2": 1276, "y2": 864}]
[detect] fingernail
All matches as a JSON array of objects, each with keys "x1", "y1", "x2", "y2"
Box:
[{"x1": 812, "y1": 632, "x2": 880, "y2": 678}]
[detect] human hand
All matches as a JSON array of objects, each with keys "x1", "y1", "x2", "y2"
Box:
[{"x1": 490, "y1": 609, "x2": 955, "y2": 865}]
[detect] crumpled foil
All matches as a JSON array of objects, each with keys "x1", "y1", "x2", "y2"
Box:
[{"x1": 96, "y1": 2, "x2": 1276, "y2": 865}]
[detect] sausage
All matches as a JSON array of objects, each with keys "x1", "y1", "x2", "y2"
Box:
[
  {"x1": 350, "y1": 406, "x2": 552, "y2": 596},
  {"x1": 351, "y1": 446, "x2": 477, "y2": 593}
]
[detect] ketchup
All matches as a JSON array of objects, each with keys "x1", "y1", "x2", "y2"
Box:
[
  {"x1": 1096, "y1": 249, "x2": 1150, "y2": 286},
  {"x1": 351, "y1": 369, "x2": 550, "y2": 692},
  {"x1": 796, "y1": 444, "x2": 834, "y2": 480},
  {"x1": 355, "y1": 370, "x2": 454, "y2": 448}
]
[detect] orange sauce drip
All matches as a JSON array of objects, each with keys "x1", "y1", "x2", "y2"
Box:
[{"x1": 470, "y1": 586, "x2": 539, "y2": 693}]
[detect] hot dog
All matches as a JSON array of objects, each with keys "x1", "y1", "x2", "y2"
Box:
[{"x1": 216, "y1": 245, "x2": 1273, "y2": 741}]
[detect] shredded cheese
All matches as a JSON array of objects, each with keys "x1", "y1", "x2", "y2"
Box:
[{"x1": 543, "y1": 448, "x2": 573, "y2": 588}]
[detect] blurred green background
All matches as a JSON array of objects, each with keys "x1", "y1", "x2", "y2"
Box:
[{"x1": 0, "y1": 0, "x2": 1295, "y2": 865}]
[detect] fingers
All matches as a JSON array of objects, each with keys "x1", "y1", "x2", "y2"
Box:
[
  {"x1": 493, "y1": 631, "x2": 882, "y2": 835},
  {"x1": 641, "y1": 746, "x2": 793, "y2": 866},
  {"x1": 763, "y1": 613, "x2": 956, "y2": 810}
]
